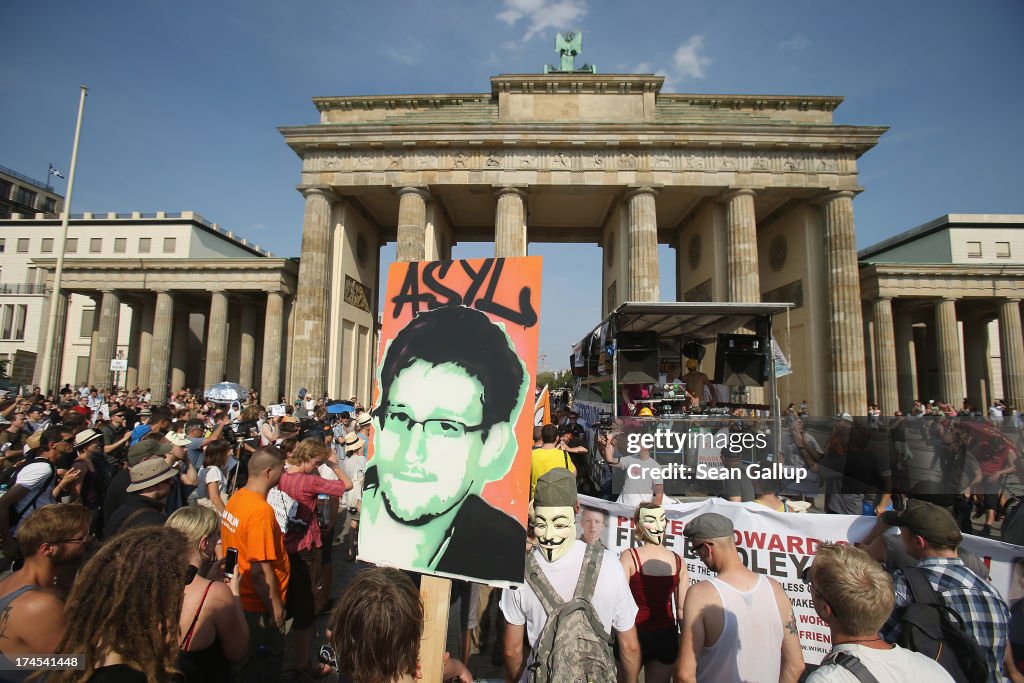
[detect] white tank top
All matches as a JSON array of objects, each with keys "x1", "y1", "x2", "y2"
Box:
[{"x1": 698, "y1": 574, "x2": 783, "y2": 683}]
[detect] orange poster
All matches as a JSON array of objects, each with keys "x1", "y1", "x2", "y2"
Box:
[{"x1": 358, "y1": 256, "x2": 542, "y2": 587}]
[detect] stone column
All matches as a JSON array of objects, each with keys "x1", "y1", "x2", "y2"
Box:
[
  {"x1": 724, "y1": 189, "x2": 760, "y2": 303},
  {"x1": 894, "y1": 308, "x2": 917, "y2": 412},
  {"x1": 135, "y1": 298, "x2": 154, "y2": 391},
  {"x1": 148, "y1": 291, "x2": 174, "y2": 403},
  {"x1": 913, "y1": 325, "x2": 933, "y2": 401},
  {"x1": 998, "y1": 298, "x2": 1024, "y2": 410},
  {"x1": 261, "y1": 291, "x2": 284, "y2": 404},
  {"x1": 822, "y1": 191, "x2": 867, "y2": 415},
  {"x1": 125, "y1": 303, "x2": 142, "y2": 390},
  {"x1": 963, "y1": 317, "x2": 991, "y2": 413},
  {"x1": 934, "y1": 297, "x2": 964, "y2": 405},
  {"x1": 872, "y1": 297, "x2": 899, "y2": 416},
  {"x1": 396, "y1": 187, "x2": 429, "y2": 262},
  {"x1": 494, "y1": 187, "x2": 527, "y2": 258},
  {"x1": 88, "y1": 290, "x2": 121, "y2": 389},
  {"x1": 204, "y1": 291, "x2": 229, "y2": 388},
  {"x1": 626, "y1": 187, "x2": 659, "y2": 302},
  {"x1": 289, "y1": 187, "x2": 334, "y2": 400},
  {"x1": 171, "y1": 313, "x2": 189, "y2": 392},
  {"x1": 239, "y1": 302, "x2": 257, "y2": 391},
  {"x1": 35, "y1": 291, "x2": 69, "y2": 392}
]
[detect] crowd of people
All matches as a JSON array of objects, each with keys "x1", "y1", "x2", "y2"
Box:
[
  {"x1": 1, "y1": 379, "x2": 1022, "y2": 683},
  {"x1": 0, "y1": 384, "x2": 390, "y2": 682}
]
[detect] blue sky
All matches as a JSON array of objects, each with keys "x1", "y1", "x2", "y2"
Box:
[{"x1": 3, "y1": 0, "x2": 1022, "y2": 370}]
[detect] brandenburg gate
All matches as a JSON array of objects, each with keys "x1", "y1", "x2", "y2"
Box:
[{"x1": 280, "y1": 70, "x2": 885, "y2": 415}]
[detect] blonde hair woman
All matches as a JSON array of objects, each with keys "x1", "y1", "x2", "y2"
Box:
[{"x1": 165, "y1": 506, "x2": 249, "y2": 682}]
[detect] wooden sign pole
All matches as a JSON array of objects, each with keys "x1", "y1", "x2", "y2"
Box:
[{"x1": 419, "y1": 575, "x2": 452, "y2": 682}]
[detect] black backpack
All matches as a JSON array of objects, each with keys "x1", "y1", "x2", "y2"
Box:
[{"x1": 896, "y1": 565, "x2": 989, "y2": 683}]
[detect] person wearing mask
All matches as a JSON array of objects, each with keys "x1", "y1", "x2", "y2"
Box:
[{"x1": 619, "y1": 503, "x2": 688, "y2": 683}]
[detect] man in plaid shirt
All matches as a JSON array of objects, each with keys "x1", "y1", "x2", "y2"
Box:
[{"x1": 880, "y1": 500, "x2": 1010, "y2": 682}]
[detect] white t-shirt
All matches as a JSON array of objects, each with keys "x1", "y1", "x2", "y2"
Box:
[
  {"x1": 12, "y1": 461, "x2": 56, "y2": 534},
  {"x1": 200, "y1": 465, "x2": 225, "y2": 496},
  {"x1": 500, "y1": 541, "x2": 638, "y2": 682},
  {"x1": 616, "y1": 455, "x2": 663, "y2": 506},
  {"x1": 807, "y1": 643, "x2": 954, "y2": 683},
  {"x1": 340, "y1": 454, "x2": 366, "y2": 508}
]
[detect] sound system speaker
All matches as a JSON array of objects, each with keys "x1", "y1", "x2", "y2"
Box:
[
  {"x1": 618, "y1": 349, "x2": 659, "y2": 385},
  {"x1": 617, "y1": 330, "x2": 658, "y2": 351},
  {"x1": 714, "y1": 333, "x2": 768, "y2": 386}
]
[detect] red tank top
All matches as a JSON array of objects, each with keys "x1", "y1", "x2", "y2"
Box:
[{"x1": 627, "y1": 547, "x2": 681, "y2": 632}]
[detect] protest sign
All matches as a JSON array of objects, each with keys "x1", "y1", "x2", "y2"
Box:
[
  {"x1": 358, "y1": 256, "x2": 541, "y2": 587},
  {"x1": 576, "y1": 495, "x2": 1022, "y2": 664}
]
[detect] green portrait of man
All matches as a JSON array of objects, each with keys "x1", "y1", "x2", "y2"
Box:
[{"x1": 360, "y1": 305, "x2": 529, "y2": 584}]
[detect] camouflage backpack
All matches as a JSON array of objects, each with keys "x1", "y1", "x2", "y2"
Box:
[{"x1": 525, "y1": 542, "x2": 616, "y2": 683}]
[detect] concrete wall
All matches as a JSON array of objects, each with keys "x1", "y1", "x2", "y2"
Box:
[
  {"x1": 327, "y1": 200, "x2": 379, "y2": 403},
  {"x1": 948, "y1": 227, "x2": 1024, "y2": 264},
  {"x1": 601, "y1": 203, "x2": 629, "y2": 316}
]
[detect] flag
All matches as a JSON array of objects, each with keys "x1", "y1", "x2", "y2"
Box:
[
  {"x1": 534, "y1": 385, "x2": 551, "y2": 426},
  {"x1": 772, "y1": 336, "x2": 792, "y2": 378},
  {"x1": 48, "y1": 164, "x2": 64, "y2": 179}
]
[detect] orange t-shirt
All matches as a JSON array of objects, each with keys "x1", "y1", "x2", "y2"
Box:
[{"x1": 221, "y1": 488, "x2": 290, "y2": 613}]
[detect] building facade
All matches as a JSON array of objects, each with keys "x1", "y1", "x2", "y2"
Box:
[
  {"x1": 0, "y1": 165, "x2": 64, "y2": 219},
  {"x1": 0, "y1": 211, "x2": 296, "y2": 403},
  {"x1": 860, "y1": 214, "x2": 1024, "y2": 414},
  {"x1": 280, "y1": 72, "x2": 887, "y2": 415}
]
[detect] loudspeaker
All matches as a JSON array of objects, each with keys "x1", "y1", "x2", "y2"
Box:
[
  {"x1": 617, "y1": 331, "x2": 658, "y2": 351},
  {"x1": 618, "y1": 349, "x2": 659, "y2": 385},
  {"x1": 714, "y1": 333, "x2": 768, "y2": 386}
]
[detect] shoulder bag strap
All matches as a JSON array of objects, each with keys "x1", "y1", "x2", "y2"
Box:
[
  {"x1": 901, "y1": 565, "x2": 942, "y2": 606},
  {"x1": 180, "y1": 579, "x2": 215, "y2": 651},
  {"x1": 525, "y1": 551, "x2": 564, "y2": 616},
  {"x1": 829, "y1": 652, "x2": 882, "y2": 683},
  {"x1": 575, "y1": 541, "x2": 604, "y2": 603},
  {"x1": 15, "y1": 461, "x2": 55, "y2": 517}
]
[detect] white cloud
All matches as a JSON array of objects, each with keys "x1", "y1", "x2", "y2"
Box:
[
  {"x1": 780, "y1": 35, "x2": 810, "y2": 51},
  {"x1": 497, "y1": 0, "x2": 587, "y2": 42},
  {"x1": 672, "y1": 35, "x2": 711, "y2": 80},
  {"x1": 382, "y1": 45, "x2": 420, "y2": 66}
]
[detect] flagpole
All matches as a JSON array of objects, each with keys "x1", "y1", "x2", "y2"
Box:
[{"x1": 38, "y1": 85, "x2": 87, "y2": 396}]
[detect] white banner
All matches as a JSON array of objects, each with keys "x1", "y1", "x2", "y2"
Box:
[{"x1": 577, "y1": 495, "x2": 1023, "y2": 665}]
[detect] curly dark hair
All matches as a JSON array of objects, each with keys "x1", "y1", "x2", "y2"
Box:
[{"x1": 50, "y1": 526, "x2": 191, "y2": 683}]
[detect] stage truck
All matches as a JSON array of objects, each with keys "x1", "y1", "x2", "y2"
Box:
[{"x1": 570, "y1": 302, "x2": 799, "y2": 499}]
